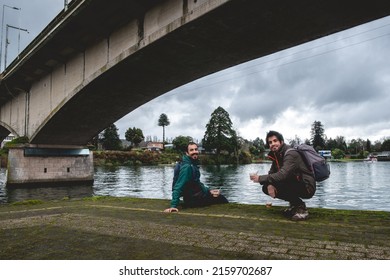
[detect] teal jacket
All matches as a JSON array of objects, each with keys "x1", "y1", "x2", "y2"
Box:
[{"x1": 170, "y1": 155, "x2": 209, "y2": 208}]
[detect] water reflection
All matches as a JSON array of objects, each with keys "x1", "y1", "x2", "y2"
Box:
[
  {"x1": 93, "y1": 165, "x2": 173, "y2": 199},
  {"x1": 0, "y1": 166, "x2": 93, "y2": 203},
  {"x1": 0, "y1": 169, "x2": 7, "y2": 203},
  {"x1": 309, "y1": 161, "x2": 390, "y2": 211},
  {"x1": 6, "y1": 184, "x2": 93, "y2": 203},
  {"x1": 0, "y1": 161, "x2": 389, "y2": 211}
]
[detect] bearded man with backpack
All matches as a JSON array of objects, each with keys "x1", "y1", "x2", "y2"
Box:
[
  {"x1": 164, "y1": 142, "x2": 228, "y2": 213},
  {"x1": 250, "y1": 131, "x2": 316, "y2": 221}
]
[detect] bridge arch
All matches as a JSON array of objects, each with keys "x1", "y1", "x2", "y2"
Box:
[
  {"x1": 1, "y1": 0, "x2": 390, "y2": 146},
  {"x1": 1, "y1": 0, "x2": 390, "y2": 187}
]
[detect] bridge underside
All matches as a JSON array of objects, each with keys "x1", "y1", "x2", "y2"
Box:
[{"x1": 2, "y1": 0, "x2": 390, "y2": 145}]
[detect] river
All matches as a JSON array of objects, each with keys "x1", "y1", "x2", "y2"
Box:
[{"x1": 0, "y1": 161, "x2": 389, "y2": 211}]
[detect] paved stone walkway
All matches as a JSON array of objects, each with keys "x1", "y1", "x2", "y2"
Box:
[{"x1": 1, "y1": 199, "x2": 389, "y2": 260}]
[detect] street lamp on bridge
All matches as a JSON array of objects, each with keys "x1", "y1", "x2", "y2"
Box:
[
  {"x1": 4, "y1": 24, "x2": 29, "y2": 69},
  {"x1": 0, "y1": 4, "x2": 21, "y2": 72}
]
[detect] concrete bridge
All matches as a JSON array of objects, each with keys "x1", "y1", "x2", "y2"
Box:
[{"x1": 1, "y1": 0, "x2": 390, "y2": 186}]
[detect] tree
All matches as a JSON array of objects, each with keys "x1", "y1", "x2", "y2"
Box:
[
  {"x1": 158, "y1": 113, "x2": 170, "y2": 145},
  {"x1": 172, "y1": 135, "x2": 193, "y2": 153},
  {"x1": 335, "y1": 136, "x2": 347, "y2": 152},
  {"x1": 347, "y1": 139, "x2": 359, "y2": 155},
  {"x1": 288, "y1": 135, "x2": 303, "y2": 147},
  {"x1": 249, "y1": 137, "x2": 265, "y2": 157},
  {"x1": 332, "y1": 148, "x2": 345, "y2": 159},
  {"x1": 381, "y1": 139, "x2": 390, "y2": 151},
  {"x1": 310, "y1": 120, "x2": 326, "y2": 150},
  {"x1": 202, "y1": 106, "x2": 238, "y2": 160},
  {"x1": 326, "y1": 136, "x2": 347, "y2": 151},
  {"x1": 347, "y1": 138, "x2": 365, "y2": 157},
  {"x1": 125, "y1": 127, "x2": 144, "y2": 148},
  {"x1": 366, "y1": 139, "x2": 372, "y2": 153},
  {"x1": 87, "y1": 133, "x2": 102, "y2": 150},
  {"x1": 102, "y1": 124, "x2": 122, "y2": 150},
  {"x1": 372, "y1": 140, "x2": 382, "y2": 152}
]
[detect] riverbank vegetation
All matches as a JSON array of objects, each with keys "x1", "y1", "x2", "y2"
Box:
[
  {"x1": 91, "y1": 113, "x2": 390, "y2": 166},
  {"x1": 1, "y1": 107, "x2": 389, "y2": 167},
  {"x1": 93, "y1": 149, "x2": 252, "y2": 167}
]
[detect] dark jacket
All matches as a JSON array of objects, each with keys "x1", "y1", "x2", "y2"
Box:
[
  {"x1": 259, "y1": 143, "x2": 316, "y2": 191},
  {"x1": 170, "y1": 155, "x2": 209, "y2": 208}
]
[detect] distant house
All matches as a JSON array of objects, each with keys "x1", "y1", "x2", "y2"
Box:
[
  {"x1": 377, "y1": 151, "x2": 390, "y2": 161},
  {"x1": 197, "y1": 145, "x2": 205, "y2": 154},
  {"x1": 140, "y1": 141, "x2": 164, "y2": 151},
  {"x1": 1, "y1": 134, "x2": 16, "y2": 148},
  {"x1": 164, "y1": 143, "x2": 174, "y2": 149}
]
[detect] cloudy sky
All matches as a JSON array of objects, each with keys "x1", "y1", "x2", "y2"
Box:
[{"x1": 2, "y1": 0, "x2": 390, "y2": 144}]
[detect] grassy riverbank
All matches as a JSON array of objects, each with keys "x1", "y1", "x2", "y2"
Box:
[
  {"x1": 1, "y1": 196, "x2": 389, "y2": 260},
  {"x1": 93, "y1": 150, "x2": 252, "y2": 166}
]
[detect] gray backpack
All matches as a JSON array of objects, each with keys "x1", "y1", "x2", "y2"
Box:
[{"x1": 286, "y1": 144, "x2": 330, "y2": 182}]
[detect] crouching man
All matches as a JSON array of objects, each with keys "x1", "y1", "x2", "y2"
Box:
[
  {"x1": 250, "y1": 131, "x2": 316, "y2": 220},
  {"x1": 164, "y1": 142, "x2": 228, "y2": 213}
]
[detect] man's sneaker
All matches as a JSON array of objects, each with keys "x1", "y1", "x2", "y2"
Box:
[
  {"x1": 291, "y1": 204, "x2": 309, "y2": 221},
  {"x1": 282, "y1": 204, "x2": 297, "y2": 218}
]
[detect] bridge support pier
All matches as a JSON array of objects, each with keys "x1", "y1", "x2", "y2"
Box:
[{"x1": 6, "y1": 145, "x2": 94, "y2": 187}]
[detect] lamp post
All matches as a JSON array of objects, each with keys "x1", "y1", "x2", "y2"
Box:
[
  {"x1": 0, "y1": 4, "x2": 20, "y2": 72},
  {"x1": 4, "y1": 24, "x2": 28, "y2": 69}
]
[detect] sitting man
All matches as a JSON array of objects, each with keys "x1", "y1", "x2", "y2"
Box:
[
  {"x1": 164, "y1": 142, "x2": 228, "y2": 213},
  {"x1": 250, "y1": 131, "x2": 316, "y2": 220}
]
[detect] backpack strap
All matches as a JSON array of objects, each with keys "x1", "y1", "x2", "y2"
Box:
[
  {"x1": 285, "y1": 147, "x2": 299, "y2": 157},
  {"x1": 285, "y1": 147, "x2": 309, "y2": 169},
  {"x1": 172, "y1": 161, "x2": 196, "y2": 190}
]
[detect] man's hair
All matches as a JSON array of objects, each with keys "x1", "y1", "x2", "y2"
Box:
[
  {"x1": 265, "y1": 131, "x2": 284, "y2": 148},
  {"x1": 187, "y1": 142, "x2": 198, "y2": 152}
]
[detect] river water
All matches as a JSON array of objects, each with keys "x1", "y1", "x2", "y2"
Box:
[{"x1": 0, "y1": 161, "x2": 389, "y2": 212}]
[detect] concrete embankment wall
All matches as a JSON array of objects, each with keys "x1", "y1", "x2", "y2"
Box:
[{"x1": 6, "y1": 147, "x2": 94, "y2": 186}]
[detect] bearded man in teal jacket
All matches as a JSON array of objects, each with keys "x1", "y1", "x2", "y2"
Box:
[{"x1": 164, "y1": 142, "x2": 228, "y2": 213}]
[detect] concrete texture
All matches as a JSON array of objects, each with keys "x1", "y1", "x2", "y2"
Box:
[{"x1": 2, "y1": 0, "x2": 390, "y2": 145}]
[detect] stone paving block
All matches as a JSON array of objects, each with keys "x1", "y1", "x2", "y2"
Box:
[
  {"x1": 261, "y1": 246, "x2": 289, "y2": 254},
  {"x1": 289, "y1": 249, "x2": 317, "y2": 258},
  {"x1": 1, "y1": 198, "x2": 389, "y2": 260}
]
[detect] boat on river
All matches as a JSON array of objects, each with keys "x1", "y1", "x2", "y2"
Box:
[
  {"x1": 376, "y1": 151, "x2": 390, "y2": 161},
  {"x1": 364, "y1": 154, "x2": 377, "y2": 162}
]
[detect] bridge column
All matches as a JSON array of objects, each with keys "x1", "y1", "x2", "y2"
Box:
[{"x1": 6, "y1": 145, "x2": 94, "y2": 187}]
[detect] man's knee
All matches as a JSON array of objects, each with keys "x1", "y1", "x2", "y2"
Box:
[
  {"x1": 262, "y1": 184, "x2": 278, "y2": 198},
  {"x1": 302, "y1": 185, "x2": 315, "y2": 199},
  {"x1": 262, "y1": 184, "x2": 268, "y2": 195}
]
